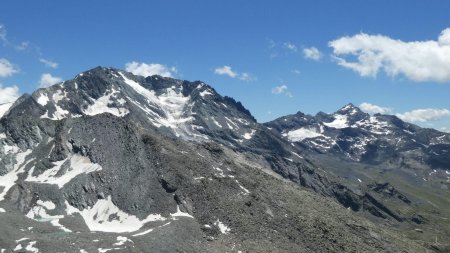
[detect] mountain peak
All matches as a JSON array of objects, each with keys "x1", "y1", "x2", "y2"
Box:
[{"x1": 336, "y1": 103, "x2": 362, "y2": 115}]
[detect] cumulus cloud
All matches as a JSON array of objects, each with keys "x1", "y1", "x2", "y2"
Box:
[
  {"x1": 214, "y1": 65, "x2": 237, "y2": 78},
  {"x1": 125, "y1": 61, "x2": 176, "y2": 78},
  {"x1": 359, "y1": 102, "x2": 392, "y2": 114},
  {"x1": 396, "y1": 108, "x2": 450, "y2": 123},
  {"x1": 39, "y1": 58, "x2": 58, "y2": 68},
  {"x1": 214, "y1": 65, "x2": 255, "y2": 81},
  {"x1": 329, "y1": 28, "x2": 450, "y2": 82},
  {"x1": 39, "y1": 73, "x2": 62, "y2": 88},
  {"x1": 303, "y1": 47, "x2": 322, "y2": 61},
  {"x1": 0, "y1": 58, "x2": 19, "y2": 77},
  {"x1": 0, "y1": 85, "x2": 20, "y2": 104},
  {"x1": 271, "y1": 84, "x2": 292, "y2": 97}
]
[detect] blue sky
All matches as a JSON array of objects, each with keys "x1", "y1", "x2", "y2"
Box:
[{"x1": 1, "y1": 1, "x2": 450, "y2": 131}]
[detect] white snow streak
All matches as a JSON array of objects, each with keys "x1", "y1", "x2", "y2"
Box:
[{"x1": 26, "y1": 154, "x2": 102, "y2": 188}]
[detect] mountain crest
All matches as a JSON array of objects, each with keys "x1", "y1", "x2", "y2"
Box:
[
  {"x1": 336, "y1": 103, "x2": 363, "y2": 115},
  {"x1": 12, "y1": 67, "x2": 259, "y2": 144}
]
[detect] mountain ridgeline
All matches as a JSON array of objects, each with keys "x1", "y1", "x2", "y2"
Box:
[{"x1": 0, "y1": 67, "x2": 448, "y2": 252}]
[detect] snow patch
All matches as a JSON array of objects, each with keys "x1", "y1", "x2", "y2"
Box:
[
  {"x1": 214, "y1": 219, "x2": 231, "y2": 234},
  {"x1": 41, "y1": 90, "x2": 70, "y2": 120},
  {"x1": 15, "y1": 238, "x2": 29, "y2": 243},
  {"x1": 26, "y1": 154, "x2": 103, "y2": 188},
  {"x1": 113, "y1": 236, "x2": 133, "y2": 246},
  {"x1": 0, "y1": 149, "x2": 32, "y2": 201},
  {"x1": 98, "y1": 248, "x2": 120, "y2": 253},
  {"x1": 243, "y1": 129, "x2": 256, "y2": 140},
  {"x1": 283, "y1": 128, "x2": 323, "y2": 142},
  {"x1": 0, "y1": 207, "x2": 5, "y2": 212},
  {"x1": 324, "y1": 114, "x2": 348, "y2": 129},
  {"x1": 211, "y1": 117, "x2": 222, "y2": 128},
  {"x1": 26, "y1": 200, "x2": 71, "y2": 232},
  {"x1": 25, "y1": 241, "x2": 39, "y2": 253},
  {"x1": 291, "y1": 151, "x2": 303, "y2": 159},
  {"x1": 36, "y1": 93, "x2": 49, "y2": 106},
  {"x1": 65, "y1": 196, "x2": 166, "y2": 233},
  {"x1": 132, "y1": 228, "x2": 154, "y2": 237},
  {"x1": 224, "y1": 117, "x2": 239, "y2": 130},
  {"x1": 119, "y1": 72, "x2": 196, "y2": 138},
  {"x1": 83, "y1": 89, "x2": 129, "y2": 117},
  {"x1": 235, "y1": 180, "x2": 250, "y2": 194},
  {"x1": 199, "y1": 89, "x2": 213, "y2": 97},
  {"x1": 170, "y1": 205, "x2": 194, "y2": 219},
  {"x1": 36, "y1": 200, "x2": 56, "y2": 210},
  {"x1": 132, "y1": 221, "x2": 172, "y2": 237}
]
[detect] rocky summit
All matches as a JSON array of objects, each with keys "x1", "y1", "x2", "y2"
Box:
[{"x1": 0, "y1": 67, "x2": 449, "y2": 252}]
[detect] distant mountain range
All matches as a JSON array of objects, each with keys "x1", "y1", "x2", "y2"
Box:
[{"x1": 0, "y1": 67, "x2": 448, "y2": 252}]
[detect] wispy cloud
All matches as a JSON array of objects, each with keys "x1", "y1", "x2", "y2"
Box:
[
  {"x1": 0, "y1": 58, "x2": 19, "y2": 77},
  {"x1": 329, "y1": 28, "x2": 450, "y2": 82},
  {"x1": 292, "y1": 69, "x2": 301, "y2": 75},
  {"x1": 0, "y1": 23, "x2": 32, "y2": 52},
  {"x1": 213, "y1": 65, "x2": 255, "y2": 81},
  {"x1": 271, "y1": 84, "x2": 292, "y2": 97},
  {"x1": 303, "y1": 47, "x2": 322, "y2": 61},
  {"x1": 283, "y1": 42, "x2": 298, "y2": 53},
  {"x1": 0, "y1": 24, "x2": 7, "y2": 43},
  {"x1": 39, "y1": 73, "x2": 62, "y2": 88},
  {"x1": 238, "y1": 72, "x2": 256, "y2": 81},
  {"x1": 39, "y1": 58, "x2": 58, "y2": 69},
  {"x1": 125, "y1": 61, "x2": 176, "y2": 78}
]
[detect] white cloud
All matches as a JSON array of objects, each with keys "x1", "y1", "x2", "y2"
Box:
[
  {"x1": 0, "y1": 85, "x2": 20, "y2": 104},
  {"x1": 329, "y1": 28, "x2": 450, "y2": 82},
  {"x1": 0, "y1": 58, "x2": 19, "y2": 77},
  {"x1": 292, "y1": 69, "x2": 301, "y2": 74},
  {"x1": 359, "y1": 102, "x2": 392, "y2": 114},
  {"x1": 214, "y1": 65, "x2": 255, "y2": 81},
  {"x1": 39, "y1": 73, "x2": 62, "y2": 88},
  {"x1": 303, "y1": 47, "x2": 322, "y2": 61},
  {"x1": 40, "y1": 58, "x2": 58, "y2": 68},
  {"x1": 125, "y1": 61, "x2": 176, "y2": 78},
  {"x1": 271, "y1": 85, "x2": 292, "y2": 97},
  {"x1": 214, "y1": 65, "x2": 237, "y2": 78},
  {"x1": 238, "y1": 72, "x2": 255, "y2": 81},
  {"x1": 283, "y1": 42, "x2": 298, "y2": 52},
  {"x1": 396, "y1": 108, "x2": 450, "y2": 123}
]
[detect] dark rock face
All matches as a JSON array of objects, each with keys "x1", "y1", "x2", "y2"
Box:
[
  {"x1": 0, "y1": 67, "x2": 444, "y2": 252},
  {"x1": 265, "y1": 103, "x2": 450, "y2": 249}
]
